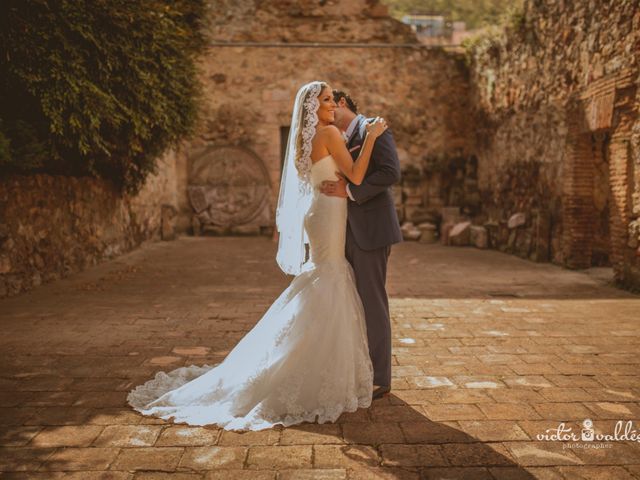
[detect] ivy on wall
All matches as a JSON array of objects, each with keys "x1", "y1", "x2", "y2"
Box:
[{"x1": 0, "y1": 0, "x2": 206, "y2": 193}]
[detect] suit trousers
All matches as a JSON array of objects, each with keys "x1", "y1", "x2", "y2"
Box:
[{"x1": 345, "y1": 223, "x2": 392, "y2": 387}]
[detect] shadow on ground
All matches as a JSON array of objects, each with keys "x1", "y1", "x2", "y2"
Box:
[{"x1": 1, "y1": 237, "x2": 639, "y2": 478}]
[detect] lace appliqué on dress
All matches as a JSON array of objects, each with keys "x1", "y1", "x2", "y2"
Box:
[
  {"x1": 295, "y1": 83, "x2": 321, "y2": 188},
  {"x1": 127, "y1": 363, "x2": 216, "y2": 411}
]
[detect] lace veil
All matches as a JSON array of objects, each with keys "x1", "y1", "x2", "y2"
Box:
[{"x1": 275, "y1": 81, "x2": 325, "y2": 275}]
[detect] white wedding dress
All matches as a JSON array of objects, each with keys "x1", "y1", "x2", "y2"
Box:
[{"x1": 127, "y1": 154, "x2": 374, "y2": 431}]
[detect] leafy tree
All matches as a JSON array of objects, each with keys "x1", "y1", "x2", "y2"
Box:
[{"x1": 0, "y1": 0, "x2": 206, "y2": 193}]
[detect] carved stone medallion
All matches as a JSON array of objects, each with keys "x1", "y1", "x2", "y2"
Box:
[{"x1": 187, "y1": 146, "x2": 271, "y2": 228}]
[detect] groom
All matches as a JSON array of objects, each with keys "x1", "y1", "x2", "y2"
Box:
[{"x1": 320, "y1": 90, "x2": 403, "y2": 400}]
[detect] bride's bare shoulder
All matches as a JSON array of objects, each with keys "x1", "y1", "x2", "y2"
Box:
[{"x1": 315, "y1": 125, "x2": 341, "y2": 139}]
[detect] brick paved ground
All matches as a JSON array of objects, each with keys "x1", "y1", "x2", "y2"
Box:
[{"x1": 1, "y1": 237, "x2": 639, "y2": 479}]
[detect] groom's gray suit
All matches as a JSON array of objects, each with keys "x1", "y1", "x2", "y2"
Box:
[{"x1": 345, "y1": 115, "x2": 402, "y2": 388}]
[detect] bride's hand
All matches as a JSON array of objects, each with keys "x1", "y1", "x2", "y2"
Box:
[{"x1": 365, "y1": 116, "x2": 388, "y2": 139}]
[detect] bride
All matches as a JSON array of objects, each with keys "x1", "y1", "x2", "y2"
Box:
[{"x1": 127, "y1": 81, "x2": 388, "y2": 431}]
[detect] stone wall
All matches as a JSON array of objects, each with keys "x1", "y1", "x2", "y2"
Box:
[
  {"x1": 174, "y1": 0, "x2": 473, "y2": 234},
  {"x1": 466, "y1": 0, "x2": 640, "y2": 288},
  {"x1": 5, "y1": 0, "x2": 638, "y2": 297},
  {"x1": 1, "y1": 0, "x2": 473, "y2": 298},
  {"x1": 206, "y1": 0, "x2": 413, "y2": 43},
  {"x1": 0, "y1": 150, "x2": 179, "y2": 297}
]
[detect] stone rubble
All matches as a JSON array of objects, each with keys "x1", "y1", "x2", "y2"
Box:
[
  {"x1": 2, "y1": 0, "x2": 639, "y2": 295},
  {"x1": 449, "y1": 221, "x2": 472, "y2": 247}
]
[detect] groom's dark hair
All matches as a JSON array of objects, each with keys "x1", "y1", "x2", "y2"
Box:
[{"x1": 333, "y1": 89, "x2": 358, "y2": 114}]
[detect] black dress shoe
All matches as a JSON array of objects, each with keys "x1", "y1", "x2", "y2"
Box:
[{"x1": 372, "y1": 385, "x2": 391, "y2": 400}]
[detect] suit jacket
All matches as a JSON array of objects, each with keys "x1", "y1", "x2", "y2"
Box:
[{"x1": 346, "y1": 116, "x2": 403, "y2": 251}]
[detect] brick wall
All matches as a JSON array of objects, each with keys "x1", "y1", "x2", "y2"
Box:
[
  {"x1": 467, "y1": 0, "x2": 639, "y2": 288},
  {"x1": 174, "y1": 0, "x2": 474, "y2": 233},
  {"x1": 0, "y1": 150, "x2": 180, "y2": 298}
]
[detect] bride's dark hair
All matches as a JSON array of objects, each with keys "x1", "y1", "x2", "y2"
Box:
[{"x1": 295, "y1": 82, "x2": 328, "y2": 174}]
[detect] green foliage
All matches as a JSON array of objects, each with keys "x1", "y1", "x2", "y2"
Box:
[
  {"x1": 460, "y1": 1, "x2": 534, "y2": 67},
  {"x1": 0, "y1": 0, "x2": 206, "y2": 193},
  {"x1": 502, "y1": 2, "x2": 537, "y2": 45},
  {"x1": 382, "y1": 0, "x2": 523, "y2": 30},
  {"x1": 460, "y1": 25, "x2": 503, "y2": 66},
  {"x1": 505, "y1": 4, "x2": 527, "y2": 32}
]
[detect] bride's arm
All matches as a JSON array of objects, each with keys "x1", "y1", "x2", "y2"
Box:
[{"x1": 323, "y1": 119, "x2": 386, "y2": 185}]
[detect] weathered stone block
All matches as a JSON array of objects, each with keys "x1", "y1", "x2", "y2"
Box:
[
  {"x1": 440, "y1": 221, "x2": 454, "y2": 245},
  {"x1": 401, "y1": 222, "x2": 421, "y2": 241},
  {"x1": 470, "y1": 225, "x2": 488, "y2": 249},
  {"x1": 449, "y1": 221, "x2": 471, "y2": 246},
  {"x1": 418, "y1": 222, "x2": 437, "y2": 244},
  {"x1": 508, "y1": 213, "x2": 526, "y2": 229}
]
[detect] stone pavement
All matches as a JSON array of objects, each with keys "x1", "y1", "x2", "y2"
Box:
[{"x1": 0, "y1": 237, "x2": 639, "y2": 479}]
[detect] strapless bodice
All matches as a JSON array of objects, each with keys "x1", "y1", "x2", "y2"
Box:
[
  {"x1": 305, "y1": 154, "x2": 347, "y2": 267},
  {"x1": 310, "y1": 155, "x2": 340, "y2": 187}
]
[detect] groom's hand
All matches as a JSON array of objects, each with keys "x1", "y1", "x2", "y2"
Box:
[{"x1": 320, "y1": 172, "x2": 348, "y2": 198}]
